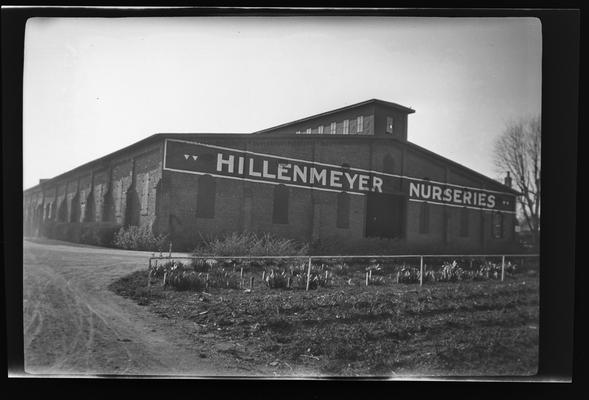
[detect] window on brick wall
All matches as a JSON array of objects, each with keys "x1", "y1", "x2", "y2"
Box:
[
  {"x1": 196, "y1": 174, "x2": 216, "y2": 218},
  {"x1": 460, "y1": 207, "x2": 469, "y2": 237},
  {"x1": 58, "y1": 198, "x2": 67, "y2": 222},
  {"x1": 386, "y1": 116, "x2": 394, "y2": 134},
  {"x1": 272, "y1": 184, "x2": 289, "y2": 224},
  {"x1": 337, "y1": 192, "x2": 350, "y2": 229},
  {"x1": 330, "y1": 122, "x2": 337, "y2": 134},
  {"x1": 114, "y1": 181, "x2": 123, "y2": 218},
  {"x1": 318, "y1": 125, "x2": 324, "y2": 134},
  {"x1": 84, "y1": 192, "x2": 95, "y2": 222},
  {"x1": 141, "y1": 173, "x2": 150, "y2": 215},
  {"x1": 492, "y1": 212, "x2": 503, "y2": 239},
  {"x1": 419, "y1": 201, "x2": 430, "y2": 234},
  {"x1": 343, "y1": 119, "x2": 349, "y2": 135},
  {"x1": 357, "y1": 116, "x2": 364, "y2": 133},
  {"x1": 70, "y1": 192, "x2": 81, "y2": 223}
]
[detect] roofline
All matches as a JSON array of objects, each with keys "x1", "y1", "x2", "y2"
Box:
[
  {"x1": 401, "y1": 140, "x2": 520, "y2": 196},
  {"x1": 23, "y1": 133, "x2": 164, "y2": 193},
  {"x1": 25, "y1": 132, "x2": 517, "y2": 197},
  {"x1": 252, "y1": 99, "x2": 415, "y2": 135}
]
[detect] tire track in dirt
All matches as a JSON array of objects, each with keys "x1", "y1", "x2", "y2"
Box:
[{"x1": 23, "y1": 239, "x2": 247, "y2": 376}]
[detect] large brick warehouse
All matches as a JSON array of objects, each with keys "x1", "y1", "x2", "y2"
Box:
[{"x1": 23, "y1": 99, "x2": 519, "y2": 253}]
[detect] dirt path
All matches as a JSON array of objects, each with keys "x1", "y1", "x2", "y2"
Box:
[{"x1": 23, "y1": 239, "x2": 251, "y2": 376}]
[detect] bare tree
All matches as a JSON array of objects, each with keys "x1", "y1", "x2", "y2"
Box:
[{"x1": 494, "y1": 116, "x2": 541, "y2": 247}]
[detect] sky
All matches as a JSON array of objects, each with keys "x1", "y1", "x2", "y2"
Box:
[{"x1": 23, "y1": 17, "x2": 541, "y2": 190}]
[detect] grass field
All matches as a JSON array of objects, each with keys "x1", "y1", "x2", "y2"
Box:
[{"x1": 110, "y1": 271, "x2": 539, "y2": 377}]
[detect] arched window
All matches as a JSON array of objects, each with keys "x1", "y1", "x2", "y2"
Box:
[
  {"x1": 460, "y1": 207, "x2": 469, "y2": 237},
  {"x1": 337, "y1": 192, "x2": 350, "y2": 229},
  {"x1": 196, "y1": 174, "x2": 216, "y2": 218},
  {"x1": 124, "y1": 186, "x2": 141, "y2": 227},
  {"x1": 70, "y1": 192, "x2": 81, "y2": 223},
  {"x1": 58, "y1": 199, "x2": 68, "y2": 222},
  {"x1": 84, "y1": 192, "x2": 95, "y2": 222},
  {"x1": 419, "y1": 201, "x2": 429, "y2": 234},
  {"x1": 383, "y1": 154, "x2": 395, "y2": 174},
  {"x1": 44, "y1": 203, "x2": 51, "y2": 221},
  {"x1": 102, "y1": 188, "x2": 115, "y2": 222},
  {"x1": 272, "y1": 184, "x2": 289, "y2": 224}
]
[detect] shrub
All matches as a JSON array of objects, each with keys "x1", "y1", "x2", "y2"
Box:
[
  {"x1": 113, "y1": 225, "x2": 169, "y2": 251},
  {"x1": 193, "y1": 232, "x2": 308, "y2": 257},
  {"x1": 79, "y1": 222, "x2": 121, "y2": 246}
]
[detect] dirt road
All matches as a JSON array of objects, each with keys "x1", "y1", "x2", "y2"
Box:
[{"x1": 23, "y1": 239, "x2": 250, "y2": 376}]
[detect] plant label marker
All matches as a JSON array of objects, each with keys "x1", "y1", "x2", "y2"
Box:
[
  {"x1": 419, "y1": 257, "x2": 424, "y2": 287},
  {"x1": 163, "y1": 272, "x2": 167, "y2": 286},
  {"x1": 365, "y1": 272, "x2": 369, "y2": 286},
  {"x1": 501, "y1": 256, "x2": 505, "y2": 282},
  {"x1": 168, "y1": 242, "x2": 172, "y2": 258},
  {"x1": 250, "y1": 276, "x2": 254, "y2": 290},
  {"x1": 306, "y1": 257, "x2": 312, "y2": 291}
]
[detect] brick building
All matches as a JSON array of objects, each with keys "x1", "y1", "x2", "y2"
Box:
[{"x1": 23, "y1": 99, "x2": 519, "y2": 253}]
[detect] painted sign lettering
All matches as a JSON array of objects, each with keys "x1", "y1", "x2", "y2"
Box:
[{"x1": 164, "y1": 139, "x2": 516, "y2": 213}]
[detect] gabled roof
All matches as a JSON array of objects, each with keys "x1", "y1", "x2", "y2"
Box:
[{"x1": 253, "y1": 99, "x2": 415, "y2": 135}]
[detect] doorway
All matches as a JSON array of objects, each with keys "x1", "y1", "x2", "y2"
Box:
[{"x1": 365, "y1": 193, "x2": 405, "y2": 239}]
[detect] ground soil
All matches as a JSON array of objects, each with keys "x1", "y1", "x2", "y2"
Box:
[
  {"x1": 23, "y1": 238, "x2": 538, "y2": 377},
  {"x1": 23, "y1": 238, "x2": 264, "y2": 376},
  {"x1": 111, "y1": 261, "x2": 540, "y2": 377}
]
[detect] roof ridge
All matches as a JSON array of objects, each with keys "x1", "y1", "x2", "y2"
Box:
[{"x1": 252, "y1": 98, "x2": 414, "y2": 135}]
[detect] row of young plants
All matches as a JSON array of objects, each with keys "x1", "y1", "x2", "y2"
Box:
[
  {"x1": 149, "y1": 259, "x2": 330, "y2": 291},
  {"x1": 147, "y1": 256, "x2": 534, "y2": 292}
]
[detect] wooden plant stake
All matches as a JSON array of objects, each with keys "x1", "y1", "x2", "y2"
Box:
[
  {"x1": 287, "y1": 276, "x2": 291, "y2": 289},
  {"x1": 168, "y1": 242, "x2": 172, "y2": 258},
  {"x1": 419, "y1": 256, "x2": 424, "y2": 287},
  {"x1": 262, "y1": 270, "x2": 266, "y2": 281},
  {"x1": 369, "y1": 269, "x2": 372, "y2": 281},
  {"x1": 305, "y1": 257, "x2": 312, "y2": 291},
  {"x1": 501, "y1": 255, "x2": 505, "y2": 282},
  {"x1": 396, "y1": 271, "x2": 400, "y2": 284},
  {"x1": 250, "y1": 276, "x2": 254, "y2": 289},
  {"x1": 163, "y1": 271, "x2": 167, "y2": 286}
]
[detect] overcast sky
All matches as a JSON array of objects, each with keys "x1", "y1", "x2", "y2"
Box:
[{"x1": 23, "y1": 17, "x2": 541, "y2": 190}]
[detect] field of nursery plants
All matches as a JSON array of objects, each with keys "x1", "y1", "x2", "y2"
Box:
[
  {"x1": 110, "y1": 255, "x2": 539, "y2": 376},
  {"x1": 146, "y1": 255, "x2": 535, "y2": 291}
]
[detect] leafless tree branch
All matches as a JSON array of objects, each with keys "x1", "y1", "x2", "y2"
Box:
[{"x1": 493, "y1": 116, "x2": 541, "y2": 247}]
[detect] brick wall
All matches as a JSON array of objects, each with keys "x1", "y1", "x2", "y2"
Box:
[{"x1": 24, "y1": 134, "x2": 517, "y2": 253}]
